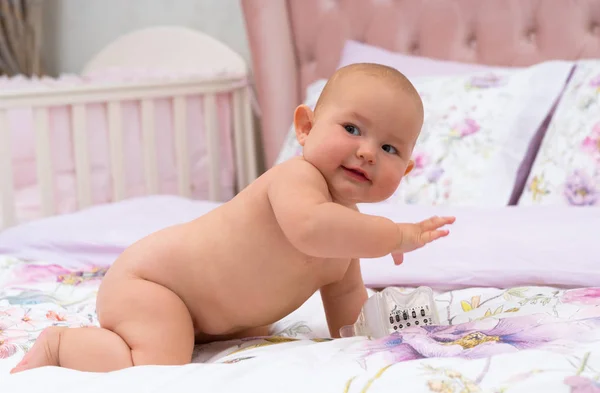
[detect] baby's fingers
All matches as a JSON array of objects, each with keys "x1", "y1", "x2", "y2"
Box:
[
  {"x1": 419, "y1": 229, "x2": 450, "y2": 245},
  {"x1": 419, "y1": 216, "x2": 455, "y2": 231}
]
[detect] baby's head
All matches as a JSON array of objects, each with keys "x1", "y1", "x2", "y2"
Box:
[{"x1": 294, "y1": 63, "x2": 424, "y2": 204}]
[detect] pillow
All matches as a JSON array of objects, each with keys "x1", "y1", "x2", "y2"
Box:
[
  {"x1": 337, "y1": 40, "x2": 516, "y2": 78},
  {"x1": 356, "y1": 203, "x2": 600, "y2": 290},
  {"x1": 276, "y1": 61, "x2": 574, "y2": 206},
  {"x1": 518, "y1": 60, "x2": 600, "y2": 206}
]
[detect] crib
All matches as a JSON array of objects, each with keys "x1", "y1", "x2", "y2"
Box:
[{"x1": 0, "y1": 26, "x2": 258, "y2": 230}]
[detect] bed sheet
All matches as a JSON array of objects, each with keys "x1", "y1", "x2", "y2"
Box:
[{"x1": 2, "y1": 253, "x2": 600, "y2": 392}]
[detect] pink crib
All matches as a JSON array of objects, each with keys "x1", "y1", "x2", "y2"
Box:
[{"x1": 0, "y1": 26, "x2": 258, "y2": 229}]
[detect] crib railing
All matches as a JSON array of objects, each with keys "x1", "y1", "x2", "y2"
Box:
[{"x1": 0, "y1": 76, "x2": 258, "y2": 229}]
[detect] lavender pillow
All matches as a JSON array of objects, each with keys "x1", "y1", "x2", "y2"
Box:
[{"x1": 337, "y1": 40, "x2": 512, "y2": 78}]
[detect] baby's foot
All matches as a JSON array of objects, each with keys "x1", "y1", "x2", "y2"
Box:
[{"x1": 10, "y1": 326, "x2": 64, "y2": 374}]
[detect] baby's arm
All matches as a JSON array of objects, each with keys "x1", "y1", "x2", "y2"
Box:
[
  {"x1": 268, "y1": 160, "x2": 453, "y2": 259},
  {"x1": 320, "y1": 258, "x2": 368, "y2": 338},
  {"x1": 269, "y1": 160, "x2": 403, "y2": 259}
]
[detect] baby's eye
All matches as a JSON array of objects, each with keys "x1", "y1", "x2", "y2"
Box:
[
  {"x1": 344, "y1": 125, "x2": 360, "y2": 136},
  {"x1": 382, "y1": 144, "x2": 398, "y2": 154}
]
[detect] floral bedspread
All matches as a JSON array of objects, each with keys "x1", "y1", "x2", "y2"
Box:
[{"x1": 2, "y1": 255, "x2": 600, "y2": 392}]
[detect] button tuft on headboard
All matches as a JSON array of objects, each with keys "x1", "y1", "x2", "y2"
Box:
[
  {"x1": 591, "y1": 21, "x2": 599, "y2": 35},
  {"x1": 526, "y1": 28, "x2": 537, "y2": 43},
  {"x1": 409, "y1": 41, "x2": 420, "y2": 54},
  {"x1": 467, "y1": 35, "x2": 477, "y2": 49}
]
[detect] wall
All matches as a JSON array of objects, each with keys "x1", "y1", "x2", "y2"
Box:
[{"x1": 41, "y1": 0, "x2": 251, "y2": 76}]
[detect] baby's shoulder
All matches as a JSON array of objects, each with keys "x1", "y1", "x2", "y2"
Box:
[
  {"x1": 269, "y1": 157, "x2": 326, "y2": 183},
  {"x1": 264, "y1": 158, "x2": 332, "y2": 200}
]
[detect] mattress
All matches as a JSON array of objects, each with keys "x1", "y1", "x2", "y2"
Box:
[{"x1": 1, "y1": 196, "x2": 600, "y2": 392}]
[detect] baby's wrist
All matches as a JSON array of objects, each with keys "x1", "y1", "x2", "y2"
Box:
[{"x1": 395, "y1": 223, "x2": 404, "y2": 251}]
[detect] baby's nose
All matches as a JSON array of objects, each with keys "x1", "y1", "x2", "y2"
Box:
[{"x1": 357, "y1": 145, "x2": 376, "y2": 163}]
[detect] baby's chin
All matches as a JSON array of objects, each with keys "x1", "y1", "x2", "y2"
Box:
[{"x1": 331, "y1": 189, "x2": 394, "y2": 205}]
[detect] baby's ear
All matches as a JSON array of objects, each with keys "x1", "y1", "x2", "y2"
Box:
[
  {"x1": 404, "y1": 159, "x2": 415, "y2": 176},
  {"x1": 294, "y1": 105, "x2": 314, "y2": 146}
]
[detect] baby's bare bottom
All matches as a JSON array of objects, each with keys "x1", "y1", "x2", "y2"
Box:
[{"x1": 11, "y1": 271, "x2": 269, "y2": 373}]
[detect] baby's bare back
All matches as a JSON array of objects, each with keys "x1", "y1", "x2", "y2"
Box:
[{"x1": 110, "y1": 164, "x2": 351, "y2": 336}]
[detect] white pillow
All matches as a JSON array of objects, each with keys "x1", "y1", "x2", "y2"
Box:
[
  {"x1": 276, "y1": 61, "x2": 574, "y2": 206},
  {"x1": 518, "y1": 60, "x2": 600, "y2": 206}
]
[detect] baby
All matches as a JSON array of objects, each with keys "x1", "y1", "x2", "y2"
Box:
[{"x1": 11, "y1": 63, "x2": 454, "y2": 373}]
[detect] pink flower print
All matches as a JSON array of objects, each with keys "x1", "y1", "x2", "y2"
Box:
[
  {"x1": 581, "y1": 122, "x2": 600, "y2": 161},
  {"x1": 46, "y1": 310, "x2": 67, "y2": 322},
  {"x1": 452, "y1": 119, "x2": 480, "y2": 137},
  {"x1": 0, "y1": 339, "x2": 18, "y2": 359},
  {"x1": 410, "y1": 152, "x2": 430, "y2": 176},
  {"x1": 4, "y1": 263, "x2": 70, "y2": 287},
  {"x1": 1, "y1": 307, "x2": 37, "y2": 331},
  {"x1": 561, "y1": 288, "x2": 600, "y2": 306},
  {"x1": 564, "y1": 170, "x2": 598, "y2": 206},
  {"x1": 414, "y1": 152, "x2": 429, "y2": 169},
  {"x1": 0, "y1": 321, "x2": 28, "y2": 359},
  {"x1": 564, "y1": 376, "x2": 600, "y2": 393}
]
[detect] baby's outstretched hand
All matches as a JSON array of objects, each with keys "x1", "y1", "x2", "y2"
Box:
[{"x1": 392, "y1": 216, "x2": 455, "y2": 265}]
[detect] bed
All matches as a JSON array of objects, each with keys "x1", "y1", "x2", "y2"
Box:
[{"x1": 2, "y1": 1, "x2": 600, "y2": 392}]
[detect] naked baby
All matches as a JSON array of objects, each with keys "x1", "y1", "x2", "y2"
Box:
[{"x1": 11, "y1": 63, "x2": 454, "y2": 373}]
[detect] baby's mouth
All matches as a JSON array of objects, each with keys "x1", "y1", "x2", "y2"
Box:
[{"x1": 341, "y1": 166, "x2": 370, "y2": 182}]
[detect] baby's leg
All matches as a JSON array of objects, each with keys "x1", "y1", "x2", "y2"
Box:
[{"x1": 11, "y1": 275, "x2": 194, "y2": 373}]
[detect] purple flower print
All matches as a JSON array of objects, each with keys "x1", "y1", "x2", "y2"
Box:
[
  {"x1": 427, "y1": 167, "x2": 444, "y2": 183},
  {"x1": 564, "y1": 376, "x2": 600, "y2": 393},
  {"x1": 561, "y1": 288, "x2": 600, "y2": 306},
  {"x1": 590, "y1": 74, "x2": 600, "y2": 89},
  {"x1": 468, "y1": 73, "x2": 506, "y2": 89},
  {"x1": 452, "y1": 118, "x2": 480, "y2": 137},
  {"x1": 361, "y1": 315, "x2": 599, "y2": 363},
  {"x1": 582, "y1": 122, "x2": 600, "y2": 161},
  {"x1": 564, "y1": 170, "x2": 598, "y2": 206}
]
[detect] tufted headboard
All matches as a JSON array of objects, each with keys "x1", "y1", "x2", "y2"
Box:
[{"x1": 241, "y1": 0, "x2": 600, "y2": 168}]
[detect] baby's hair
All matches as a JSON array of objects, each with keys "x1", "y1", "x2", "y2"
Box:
[{"x1": 313, "y1": 63, "x2": 423, "y2": 119}]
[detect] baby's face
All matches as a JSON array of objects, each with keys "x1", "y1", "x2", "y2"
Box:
[{"x1": 299, "y1": 74, "x2": 423, "y2": 204}]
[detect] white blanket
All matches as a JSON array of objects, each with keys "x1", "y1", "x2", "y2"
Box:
[{"x1": 2, "y1": 254, "x2": 600, "y2": 392}]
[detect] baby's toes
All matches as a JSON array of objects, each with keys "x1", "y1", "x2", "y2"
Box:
[{"x1": 10, "y1": 326, "x2": 64, "y2": 373}]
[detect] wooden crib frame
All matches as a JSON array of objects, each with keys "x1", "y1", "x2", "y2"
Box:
[
  {"x1": 0, "y1": 26, "x2": 259, "y2": 230},
  {"x1": 0, "y1": 74, "x2": 258, "y2": 229}
]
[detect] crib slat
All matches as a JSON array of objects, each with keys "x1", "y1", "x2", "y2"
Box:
[
  {"x1": 141, "y1": 99, "x2": 158, "y2": 194},
  {"x1": 34, "y1": 107, "x2": 55, "y2": 216},
  {"x1": 107, "y1": 101, "x2": 125, "y2": 201},
  {"x1": 173, "y1": 96, "x2": 191, "y2": 198},
  {"x1": 71, "y1": 104, "x2": 92, "y2": 208},
  {"x1": 204, "y1": 93, "x2": 220, "y2": 201},
  {"x1": 241, "y1": 87, "x2": 258, "y2": 185},
  {"x1": 0, "y1": 110, "x2": 16, "y2": 228},
  {"x1": 232, "y1": 90, "x2": 245, "y2": 192}
]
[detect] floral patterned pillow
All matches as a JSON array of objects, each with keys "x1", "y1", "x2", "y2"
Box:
[
  {"x1": 275, "y1": 61, "x2": 574, "y2": 206},
  {"x1": 518, "y1": 61, "x2": 600, "y2": 206}
]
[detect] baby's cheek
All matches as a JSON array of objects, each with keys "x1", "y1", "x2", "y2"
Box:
[{"x1": 379, "y1": 168, "x2": 403, "y2": 195}]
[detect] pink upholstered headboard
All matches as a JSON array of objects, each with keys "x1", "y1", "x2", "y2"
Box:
[{"x1": 241, "y1": 0, "x2": 600, "y2": 168}]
